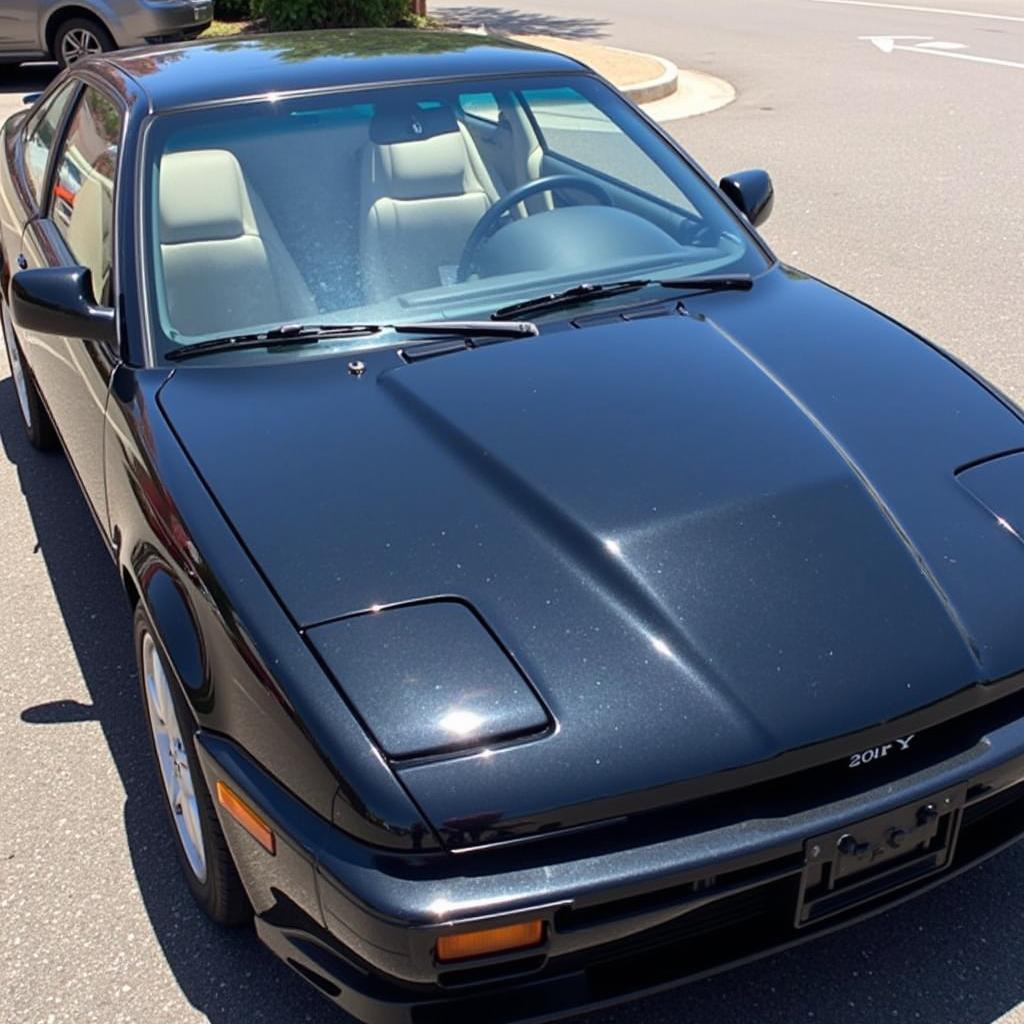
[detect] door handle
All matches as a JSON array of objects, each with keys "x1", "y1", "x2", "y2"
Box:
[{"x1": 16, "y1": 254, "x2": 27, "y2": 270}]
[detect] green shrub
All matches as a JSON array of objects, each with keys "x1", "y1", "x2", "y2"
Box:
[
  {"x1": 251, "y1": 0, "x2": 412, "y2": 30},
  {"x1": 215, "y1": 0, "x2": 253, "y2": 20}
]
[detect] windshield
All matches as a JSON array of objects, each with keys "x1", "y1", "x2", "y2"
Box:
[{"x1": 143, "y1": 73, "x2": 769, "y2": 361}]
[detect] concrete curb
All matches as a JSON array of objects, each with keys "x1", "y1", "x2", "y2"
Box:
[
  {"x1": 610, "y1": 47, "x2": 679, "y2": 104},
  {"x1": 642, "y1": 68, "x2": 736, "y2": 122},
  {"x1": 448, "y1": 23, "x2": 734, "y2": 122}
]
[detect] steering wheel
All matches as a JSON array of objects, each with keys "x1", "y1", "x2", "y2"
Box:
[{"x1": 456, "y1": 174, "x2": 613, "y2": 283}]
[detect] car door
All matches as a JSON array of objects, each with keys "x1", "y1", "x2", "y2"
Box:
[
  {"x1": 15, "y1": 80, "x2": 124, "y2": 532},
  {"x1": 1, "y1": 80, "x2": 77, "y2": 279},
  {"x1": 0, "y1": 1, "x2": 38, "y2": 56}
]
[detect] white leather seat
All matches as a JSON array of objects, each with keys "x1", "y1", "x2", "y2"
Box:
[
  {"x1": 359, "y1": 104, "x2": 499, "y2": 302},
  {"x1": 65, "y1": 171, "x2": 113, "y2": 305},
  {"x1": 158, "y1": 149, "x2": 316, "y2": 339}
]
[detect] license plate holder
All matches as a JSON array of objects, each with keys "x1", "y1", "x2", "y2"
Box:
[{"x1": 795, "y1": 783, "x2": 966, "y2": 927}]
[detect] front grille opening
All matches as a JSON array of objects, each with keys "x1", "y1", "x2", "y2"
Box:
[
  {"x1": 585, "y1": 878, "x2": 799, "y2": 999},
  {"x1": 960, "y1": 778, "x2": 1024, "y2": 857},
  {"x1": 561, "y1": 878, "x2": 701, "y2": 932},
  {"x1": 559, "y1": 852, "x2": 804, "y2": 932}
]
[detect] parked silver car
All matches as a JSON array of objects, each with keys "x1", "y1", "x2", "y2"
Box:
[{"x1": 0, "y1": 0, "x2": 213, "y2": 67}]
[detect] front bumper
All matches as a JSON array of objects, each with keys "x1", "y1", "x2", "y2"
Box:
[{"x1": 196, "y1": 713, "x2": 1024, "y2": 1024}]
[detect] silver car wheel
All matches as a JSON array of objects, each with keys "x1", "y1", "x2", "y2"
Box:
[
  {"x1": 60, "y1": 26, "x2": 103, "y2": 64},
  {"x1": 1, "y1": 301, "x2": 32, "y2": 430},
  {"x1": 142, "y1": 632, "x2": 207, "y2": 882}
]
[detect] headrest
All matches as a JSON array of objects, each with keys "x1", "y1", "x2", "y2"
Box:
[
  {"x1": 366, "y1": 105, "x2": 473, "y2": 201},
  {"x1": 66, "y1": 172, "x2": 110, "y2": 248},
  {"x1": 159, "y1": 149, "x2": 255, "y2": 245},
  {"x1": 369, "y1": 102, "x2": 458, "y2": 145}
]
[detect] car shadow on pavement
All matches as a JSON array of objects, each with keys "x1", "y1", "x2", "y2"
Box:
[
  {"x1": 0, "y1": 63, "x2": 58, "y2": 92},
  {"x1": 437, "y1": 6, "x2": 609, "y2": 39},
  {"x1": 0, "y1": 380, "x2": 341, "y2": 1024},
  {"x1": 5, "y1": 373, "x2": 1024, "y2": 1024}
]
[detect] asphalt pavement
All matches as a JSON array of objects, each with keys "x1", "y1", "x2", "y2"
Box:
[{"x1": 2, "y1": 2, "x2": 1024, "y2": 1021}]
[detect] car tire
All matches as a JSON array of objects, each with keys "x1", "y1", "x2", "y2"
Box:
[
  {"x1": 2, "y1": 295, "x2": 57, "y2": 451},
  {"x1": 135, "y1": 605, "x2": 251, "y2": 926},
  {"x1": 53, "y1": 16, "x2": 116, "y2": 67}
]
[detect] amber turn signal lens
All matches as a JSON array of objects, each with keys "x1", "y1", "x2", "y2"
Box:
[
  {"x1": 436, "y1": 920, "x2": 545, "y2": 963},
  {"x1": 216, "y1": 781, "x2": 276, "y2": 855}
]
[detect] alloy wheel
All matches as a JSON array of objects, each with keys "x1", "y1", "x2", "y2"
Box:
[
  {"x1": 141, "y1": 633, "x2": 207, "y2": 882},
  {"x1": 60, "y1": 27, "x2": 102, "y2": 64}
]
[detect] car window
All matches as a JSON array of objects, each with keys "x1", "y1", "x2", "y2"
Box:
[
  {"x1": 50, "y1": 86, "x2": 122, "y2": 306},
  {"x1": 522, "y1": 85, "x2": 695, "y2": 213},
  {"x1": 459, "y1": 91, "x2": 501, "y2": 125},
  {"x1": 143, "y1": 74, "x2": 767, "y2": 360},
  {"x1": 23, "y1": 82, "x2": 77, "y2": 208}
]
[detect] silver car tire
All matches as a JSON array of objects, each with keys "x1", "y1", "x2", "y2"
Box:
[
  {"x1": 54, "y1": 17, "x2": 115, "y2": 67},
  {"x1": 134, "y1": 606, "x2": 251, "y2": 926},
  {"x1": 1, "y1": 296, "x2": 56, "y2": 451}
]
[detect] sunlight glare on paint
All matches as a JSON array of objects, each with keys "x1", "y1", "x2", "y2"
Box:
[
  {"x1": 440, "y1": 709, "x2": 484, "y2": 736},
  {"x1": 650, "y1": 636, "x2": 673, "y2": 658},
  {"x1": 996, "y1": 516, "x2": 1020, "y2": 537}
]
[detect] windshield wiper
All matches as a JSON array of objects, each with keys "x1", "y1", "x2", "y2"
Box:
[
  {"x1": 165, "y1": 322, "x2": 382, "y2": 361},
  {"x1": 165, "y1": 319, "x2": 537, "y2": 362},
  {"x1": 658, "y1": 273, "x2": 754, "y2": 291},
  {"x1": 399, "y1": 320, "x2": 538, "y2": 338},
  {"x1": 492, "y1": 280, "x2": 651, "y2": 321},
  {"x1": 491, "y1": 274, "x2": 753, "y2": 321}
]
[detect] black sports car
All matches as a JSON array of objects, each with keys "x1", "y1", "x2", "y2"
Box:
[{"x1": 4, "y1": 29, "x2": 1024, "y2": 1024}]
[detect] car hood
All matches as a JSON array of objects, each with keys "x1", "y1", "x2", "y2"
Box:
[{"x1": 159, "y1": 269, "x2": 1024, "y2": 846}]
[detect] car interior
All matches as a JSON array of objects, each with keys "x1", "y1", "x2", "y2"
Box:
[
  {"x1": 360, "y1": 101, "x2": 501, "y2": 301},
  {"x1": 152, "y1": 82, "x2": 746, "y2": 342},
  {"x1": 158, "y1": 148, "x2": 317, "y2": 338}
]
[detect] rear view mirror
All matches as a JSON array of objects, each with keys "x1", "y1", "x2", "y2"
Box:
[
  {"x1": 11, "y1": 266, "x2": 116, "y2": 346},
  {"x1": 719, "y1": 170, "x2": 774, "y2": 228}
]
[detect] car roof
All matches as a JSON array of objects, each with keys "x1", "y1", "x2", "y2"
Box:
[{"x1": 98, "y1": 29, "x2": 586, "y2": 111}]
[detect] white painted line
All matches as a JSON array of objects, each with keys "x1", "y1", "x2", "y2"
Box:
[
  {"x1": 860, "y1": 34, "x2": 1024, "y2": 68},
  {"x1": 899, "y1": 45, "x2": 1024, "y2": 68},
  {"x1": 814, "y1": 0, "x2": 1024, "y2": 23}
]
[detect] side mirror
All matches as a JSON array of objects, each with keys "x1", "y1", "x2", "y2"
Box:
[
  {"x1": 719, "y1": 169, "x2": 774, "y2": 228},
  {"x1": 11, "y1": 266, "x2": 116, "y2": 347}
]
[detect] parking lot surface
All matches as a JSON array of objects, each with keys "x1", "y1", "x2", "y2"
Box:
[{"x1": 3, "y1": 2, "x2": 1024, "y2": 1017}]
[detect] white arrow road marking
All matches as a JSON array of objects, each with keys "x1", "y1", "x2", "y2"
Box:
[
  {"x1": 860, "y1": 35, "x2": 1024, "y2": 69},
  {"x1": 815, "y1": 0, "x2": 1024, "y2": 23},
  {"x1": 860, "y1": 33, "x2": 932, "y2": 51}
]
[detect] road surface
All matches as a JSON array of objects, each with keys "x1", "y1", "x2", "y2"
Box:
[{"x1": 2, "y1": 2, "x2": 1023, "y2": 1021}]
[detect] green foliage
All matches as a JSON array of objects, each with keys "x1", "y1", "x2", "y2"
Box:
[
  {"x1": 251, "y1": 0, "x2": 412, "y2": 31},
  {"x1": 205, "y1": 29, "x2": 482, "y2": 61},
  {"x1": 215, "y1": 0, "x2": 253, "y2": 21}
]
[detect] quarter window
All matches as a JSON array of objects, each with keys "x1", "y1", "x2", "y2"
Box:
[
  {"x1": 522, "y1": 86, "x2": 695, "y2": 212},
  {"x1": 50, "y1": 87, "x2": 122, "y2": 305},
  {"x1": 459, "y1": 91, "x2": 501, "y2": 124},
  {"x1": 23, "y1": 83, "x2": 76, "y2": 207}
]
